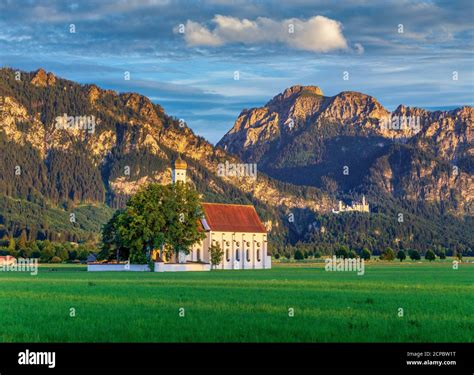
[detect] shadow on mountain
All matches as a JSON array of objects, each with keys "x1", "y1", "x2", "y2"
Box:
[{"x1": 263, "y1": 136, "x2": 393, "y2": 191}]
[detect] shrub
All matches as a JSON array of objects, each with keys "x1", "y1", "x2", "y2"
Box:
[
  {"x1": 439, "y1": 250, "x2": 446, "y2": 260},
  {"x1": 335, "y1": 246, "x2": 349, "y2": 259},
  {"x1": 425, "y1": 250, "x2": 436, "y2": 262},
  {"x1": 381, "y1": 248, "x2": 395, "y2": 261},
  {"x1": 294, "y1": 250, "x2": 304, "y2": 260},
  {"x1": 50, "y1": 256, "x2": 62, "y2": 263},
  {"x1": 360, "y1": 248, "x2": 371, "y2": 260},
  {"x1": 397, "y1": 250, "x2": 406, "y2": 262},
  {"x1": 409, "y1": 250, "x2": 421, "y2": 261},
  {"x1": 273, "y1": 253, "x2": 280, "y2": 260}
]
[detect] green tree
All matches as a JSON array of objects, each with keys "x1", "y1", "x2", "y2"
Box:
[
  {"x1": 425, "y1": 249, "x2": 436, "y2": 262},
  {"x1": 18, "y1": 230, "x2": 27, "y2": 249},
  {"x1": 381, "y1": 247, "x2": 395, "y2": 261},
  {"x1": 438, "y1": 249, "x2": 446, "y2": 259},
  {"x1": 40, "y1": 241, "x2": 55, "y2": 262},
  {"x1": 294, "y1": 249, "x2": 304, "y2": 260},
  {"x1": 397, "y1": 250, "x2": 406, "y2": 262},
  {"x1": 8, "y1": 236, "x2": 16, "y2": 256},
  {"x1": 409, "y1": 249, "x2": 421, "y2": 261},
  {"x1": 77, "y1": 247, "x2": 89, "y2": 262},
  {"x1": 162, "y1": 183, "x2": 206, "y2": 263},
  {"x1": 335, "y1": 245, "x2": 349, "y2": 259},
  {"x1": 55, "y1": 245, "x2": 69, "y2": 261},
  {"x1": 361, "y1": 248, "x2": 371, "y2": 260},
  {"x1": 50, "y1": 256, "x2": 62, "y2": 263},
  {"x1": 101, "y1": 183, "x2": 205, "y2": 265},
  {"x1": 209, "y1": 243, "x2": 224, "y2": 270}
]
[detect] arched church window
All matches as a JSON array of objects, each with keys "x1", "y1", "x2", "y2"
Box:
[
  {"x1": 226, "y1": 249, "x2": 230, "y2": 262},
  {"x1": 246, "y1": 249, "x2": 250, "y2": 262},
  {"x1": 236, "y1": 249, "x2": 240, "y2": 261},
  {"x1": 257, "y1": 249, "x2": 261, "y2": 262}
]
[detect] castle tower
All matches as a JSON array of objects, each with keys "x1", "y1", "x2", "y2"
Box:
[
  {"x1": 362, "y1": 195, "x2": 369, "y2": 212},
  {"x1": 172, "y1": 156, "x2": 187, "y2": 184}
]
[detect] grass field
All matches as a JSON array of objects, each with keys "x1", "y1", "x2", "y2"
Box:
[{"x1": 0, "y1": 261, "x2": 473, "y2": 342}]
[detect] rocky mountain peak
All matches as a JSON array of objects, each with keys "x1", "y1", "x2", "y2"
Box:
[
  {"x1": 320, "y1": 91, "x2": 388, "y2": 123},
  {"x1": 267, "y1": 85, "x2": 324, "y2": 106},
  {"x1": 30, "y1": 68, "x2": 56, "y2": 87}
]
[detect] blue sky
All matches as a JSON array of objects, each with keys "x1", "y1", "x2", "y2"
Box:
[{"x1": 0, "y1": 0, "x2": 473, "y2": 144}]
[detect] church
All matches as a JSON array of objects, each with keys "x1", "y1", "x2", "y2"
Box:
[{"x1": 154, "y1": 157, "x2": 271, "y2": 272}]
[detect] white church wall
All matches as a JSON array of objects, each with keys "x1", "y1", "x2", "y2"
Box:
[{"x1": 208, "y1": 231, "x2": 269, "y2": 270}]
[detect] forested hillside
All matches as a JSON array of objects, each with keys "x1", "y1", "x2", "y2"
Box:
[{"x1": 0, "y1": 70, "x2": 472, "y2": 256}]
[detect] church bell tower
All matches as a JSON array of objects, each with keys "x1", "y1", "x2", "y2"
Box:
[{"x1": 172, "y1": 156, "x2": 187, "y2": 184}]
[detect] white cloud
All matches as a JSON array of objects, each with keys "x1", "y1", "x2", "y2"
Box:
[{"x1": 175, "y1": 15, "x2": 349, "y2": 52}]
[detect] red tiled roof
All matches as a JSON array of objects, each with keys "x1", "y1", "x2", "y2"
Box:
[{"x1": 201, "y1": 203, "x2": 267, "y2": 233}]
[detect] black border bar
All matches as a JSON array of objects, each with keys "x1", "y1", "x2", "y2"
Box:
[{"x1": 0, "y1": 343, "x2": 472, "y2": 371}]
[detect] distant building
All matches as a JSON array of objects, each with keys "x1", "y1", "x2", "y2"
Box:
[{"x1": 332, "y1": 195, "x2": 370, "y2": 214}]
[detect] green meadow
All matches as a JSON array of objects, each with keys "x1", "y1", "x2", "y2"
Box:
[{"x1": 0, "y1": 261, "x2": 472, "y2": 342}]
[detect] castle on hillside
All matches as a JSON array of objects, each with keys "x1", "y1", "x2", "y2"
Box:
[{"x1": 332, "y1": 195, "x2": 370, "y2": 214}]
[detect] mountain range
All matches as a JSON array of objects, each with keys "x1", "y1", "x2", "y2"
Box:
[{"x1": 0, "y1": 69, "x2": 472, "y2": 255}]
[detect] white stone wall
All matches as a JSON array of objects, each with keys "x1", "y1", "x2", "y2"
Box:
[
  {"x1": 87, "y1": 263, "x2": 150, "y2": 272},
  {"x1": 155, "y1": 262, "x2": 210, "y2": 272}
]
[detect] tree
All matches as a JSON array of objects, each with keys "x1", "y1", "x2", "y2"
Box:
[
  {"x1": 294, "y1": 249, "x2": 304, "y2": 260},
  {"x1": 397, "y1": 250, "x2": 406, "y2": 262},
  {"x1": 209, "y1": 243, "x2": 224, "y2": 270},
  {"x1": 18, "y1": 230, "x2": 27, "y2": 249},
  {"x1": 50, "y1": 256, "x2": 62, "y2": 263},
  {"x1": 335, "y1": 245, "x2": 349, "y2": 259},
  {"x1": 409, "y1": 249, "x2": 421, "y2": 261},
  {"x1": 381, "y1": 247, "x2": 395, "y2": 261},
  {"x1": 348, "y1": 250, "x2": 356, "y2": 259},
  {"x1": 425, "y1": 249, "x2": 436, "y2": 262},
  {"x1": 361, "y1": 248, "x2": 371, "y2": 260},
  {"x1": 55, "y1": 245, "x2": 69, "y2": 262},
  {"x1": 439, "y1": 250, "x2": 446, "y2": 260},
  {"x1": 8, "y1": 236, "x2": 16, "y2": 255},
  {"x1": 101, "y1": 183, "x2": 205, "y2": 264},
  {"x1": 40, "y1": 241, "x2": 55, "y2": 262},
  {"x1": 162, "y1": 183, "x2": 206, "y2": 263},
  {"x1": 321, "y1": 176, "x2": 338, "y2": 195}
]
